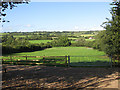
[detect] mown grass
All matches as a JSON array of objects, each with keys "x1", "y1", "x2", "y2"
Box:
[
  {"x1": 80, "y1": 34, "x2": 95, "y2": 37},
  {"x1": 85, "y1": 39, "x2": 95, "y2": 41},
  {"x1": 71, "y1": 39, "x2": 95, "y2": 43},
  {"x1": 68, "y1": 37, "x2": 78, "y2": 40},
  {"x1": 3, "y1": 47, "x2": 110, "y2": 66},
  {"x1": 13, "y1": 35, "x2": 26, "y2": 38},
  {"x1": 29, "y1": 40, "x2": 52, "y2": 44}
]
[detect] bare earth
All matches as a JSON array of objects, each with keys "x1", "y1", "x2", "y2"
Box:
[{"x1": 2, "y1": 65, "x2": 120, "y2": 89}]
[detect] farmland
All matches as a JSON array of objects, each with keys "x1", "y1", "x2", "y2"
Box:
[
  {"x1": 29, "y1": 40, "x2": 52, "y2": 44},
  {"x1": 3, "y1": 47, "x2": 110, "y2": 66},
  {"x1": 8, "y1": 47, "x2": 105, "y2": 56},
  {"x1": 2, "y1": 31, "x2": 111, "y2": 66}
]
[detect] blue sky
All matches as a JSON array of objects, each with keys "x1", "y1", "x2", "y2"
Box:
[{"x1": 2, "y1": 1, "x2": 113, "y2": 32}]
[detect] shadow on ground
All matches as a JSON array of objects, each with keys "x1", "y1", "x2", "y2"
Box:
[{"x1": 2, "y1": 65, "x2": 119, "y2": 89}]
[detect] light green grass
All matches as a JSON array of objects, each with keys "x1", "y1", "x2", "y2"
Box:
[
  {"x1": 80, "y1": 34, "x2": 95, "y2": 37},
  {"x1": 3, "y1": 47, "x2": 110, "y2": 66},
  {"x1": 29, "y1": 40, "x2": 52, "y2": 44},
  {"x1": 85, "y1": 39, "x2": 95, "y2": 41},
  {"x1": 6, "y1": 47, "x2": 107, "y2": 56},
  {"x1": 71, "y1": 39, "x2": 95, "y2": 43},
  {"x1": 68, "y1": 37, "x2": 78, "y2": 40},
  {"x1": 71, "y1": 41, "x2": 76, "y2": 43},
  {"x1": 0, "y1": 33, "x2": 9, "y2": 35},
  {"x1": 14, "y1": 35, "x2": 26, "y2": 38}
]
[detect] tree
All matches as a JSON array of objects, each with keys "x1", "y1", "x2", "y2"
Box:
[
  {"x1": 52, "y1": 36, "x2": 71, "y2": 47},
  {"x1": 100, "y1": 0, "x2": 120, "y2": 61},
  {"x1": 0, "y1": 0, "x2": 30, "y2": 22}
]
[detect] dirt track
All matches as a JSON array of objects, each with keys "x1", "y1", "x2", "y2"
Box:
[{"x1": 2, "y1": 65, "x2": 120, "y2": 89}]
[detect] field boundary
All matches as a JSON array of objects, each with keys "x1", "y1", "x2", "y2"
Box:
[
  {"x1": 2, "y1": 56, "x2": 68, "y2": 66},
  {"x1": 2, "y1": 55, "x2": 117, "y2": 67}
]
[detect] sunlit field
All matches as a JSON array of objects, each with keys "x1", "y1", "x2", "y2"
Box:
[
  {"x1": 29, "y1": 40, "x2": 52, "y2": 44},
  {"x1": 3, "y1": 47, "x2": 110, "y2": 66}
]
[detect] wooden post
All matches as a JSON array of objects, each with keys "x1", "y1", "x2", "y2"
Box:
[
  {"x1": 43, "y1": 56, "x2": 45, "y2": 64},
  {"x1": 2, "y1": 59, "x2": 3, "y2": 64},
  {"x1": 68, "y1": 56, "x2": 70, "y2": 67},
  {"x1": 17, "y1": 59, "x2": 18, "y2": 65},
  {"x1": 110, "y1": 55, "x2": 112, "y2": 68},
  {"x1": 10, "y1": 56, "x2": 13, "y2": 65},
  {"x1": 26, "y1": 56, "x2": 27, "y2": 66},
  {"x1": 65, "y1": 56, "x2": 67, "y2": 67}
]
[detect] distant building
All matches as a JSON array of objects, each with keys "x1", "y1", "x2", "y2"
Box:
[{"x1": 89, "y1": 37, "x2": 93, "y2": 39}]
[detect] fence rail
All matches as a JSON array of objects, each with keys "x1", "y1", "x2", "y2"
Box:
[
  {"x1": 1, "y1": 55, "x2": 118, "y2": 67},
  {"x1": 2, "y1": 56, "x2": 68, "y2": 66}
]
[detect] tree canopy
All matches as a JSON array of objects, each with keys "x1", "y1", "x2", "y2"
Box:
[
  {"x1": 95, "y1": 0, "x2": 120, "y2": 60},
  {"x1": 0, "y1": 0, "x2": 30, "y2": 22}
]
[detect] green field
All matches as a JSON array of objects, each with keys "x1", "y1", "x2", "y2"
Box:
[
  {"x1": 29, "y1": 40, "x2": 52, "y2": 44},
  {"x1": 7, "y1": 47, "x2": 106, "y2": 56},
  {"x1": 14, "y1": 35, "x2": 26, "y2": 38},
  {"x1": 71, "y1": 39, "x2": 95, "y2": 43},
  {"x1": 68, "y1": 37, "x2": 78, "y2": 40},
  {"x1": 80, "y1": 34, "x2": 95, "y2": 37},
  {"x1": 85, "y1": 39, "x2": 95, "y2": 41},
  {"x1": 3, "y1": 47, "x2": 110, "y2": 66}
]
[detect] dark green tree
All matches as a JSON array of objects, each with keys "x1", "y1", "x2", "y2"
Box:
[
  {"x1": 0, "y1": 0, "x2": 30, "y2": 22},
  {"x1": 99, "y1": 0, "x2": 120, "y2": 61},
  {"x1": 52, "y1": 36, "x2": 71, "y2": 47}
]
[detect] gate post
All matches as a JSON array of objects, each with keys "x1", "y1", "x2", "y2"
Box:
[
  {"x1": 10, "y1": 56, "x2": 13, "y2": 65},
  {"x1": 110, "y1": 55, "x2": 112, "y2": 68},
  {"x1": 43, "y1": 56, "x2": 45, "y2": 64},
  {"x1": 26, "y1": 55, "x2": 27, "y2": 66},
  {"x1": 65, "y1": 56, "x2": 67, "y2": 67},
  {"x1": 68, "y1": 55, "x2": 70, "y2": 67}
]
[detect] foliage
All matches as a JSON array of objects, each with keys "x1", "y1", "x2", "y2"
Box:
[
  {"x1": 52, "y1": 36, "x2": 71, "y2": 47},
  {"x1": 71, "y1": 37, "x2": 85, "y2": 47},
  {"x1": 29, "y1": 40, "x2": 52, "y2": 44},
  {"x1": 2, "y1": 35, "x2": 52, "y2": 54},
  {"x1": 95, "y1": 0, "x2": 120, "y2": 61},
  {"x1": 1, "y1": 0, "x2": 30, "y2": 22}
]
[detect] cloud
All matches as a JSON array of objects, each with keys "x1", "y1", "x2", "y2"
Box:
[
  {"x1": 90, "y1": 26, "x2": 104, "y2": 31},
  {"x1": 25, "y1": 24, "x2": 31, "y2": 28},
  {"x1": 74, "y1": 26, "x2": 79, "y2": 30}
]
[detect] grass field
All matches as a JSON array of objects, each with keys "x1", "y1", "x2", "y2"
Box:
[
  {"x1": 71, "y1": 39, "x2": 95, "y2": 43},
  {"x1": 68, "y1": 37, "x2": 78, "y2": 40},
  {"x1": 14, "y1": 35, "x2": 26, "y2": 38},
  {"x1": 80, "y1": 34, "x2": 95, "y2": 37},
  {"x1": 3, "y1": 47, "x2": 110, "y2": 66},
  {"x1": 29, "y1": 40, "x2": 52, "y2": 44},
  {"x1": 85, "y1": 39, "x2": 95, "y2": 41}
]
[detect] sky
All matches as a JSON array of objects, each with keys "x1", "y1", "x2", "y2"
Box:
[{"x1": 1, "y1": 1, "x2": 113, "y2": 32}]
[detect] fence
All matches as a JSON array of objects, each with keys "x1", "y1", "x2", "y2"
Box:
[
  {"x1": 2, "y1": 55, "x2": 116, "y2": 67},
  {"x1": 2, "y1": 56, "x2": 68, "y2": 66},
  {"x1": 68, "y1": 55, "x2": 112, "y2": 67}
]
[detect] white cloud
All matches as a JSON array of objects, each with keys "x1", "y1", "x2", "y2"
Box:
[
  {"x1": 25, "y1": 24, "x2": 31, "y2": 28},
  {"x1": 90, "y1": 26, "x2": 104, "y2": 31},
  {"x1": 74, "y1": 26, "x2": 79, "y2": 30}
]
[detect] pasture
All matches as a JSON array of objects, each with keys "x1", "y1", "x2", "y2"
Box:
[
  {"x1": 4, "y1": 47, "x2": 110, "y2": 66},
  {"x1": 13, "y1": 35, "x2": 26, "y2": 38},
  {"x1": 85, "y1": 39, "x2": 95, "y2": 41},
  {"x1": 80, "y1": 34, "x2": 95, "y2": 37},
  {"x1": 29, "y1": 40, "x2": 52, "y2": 44}
]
